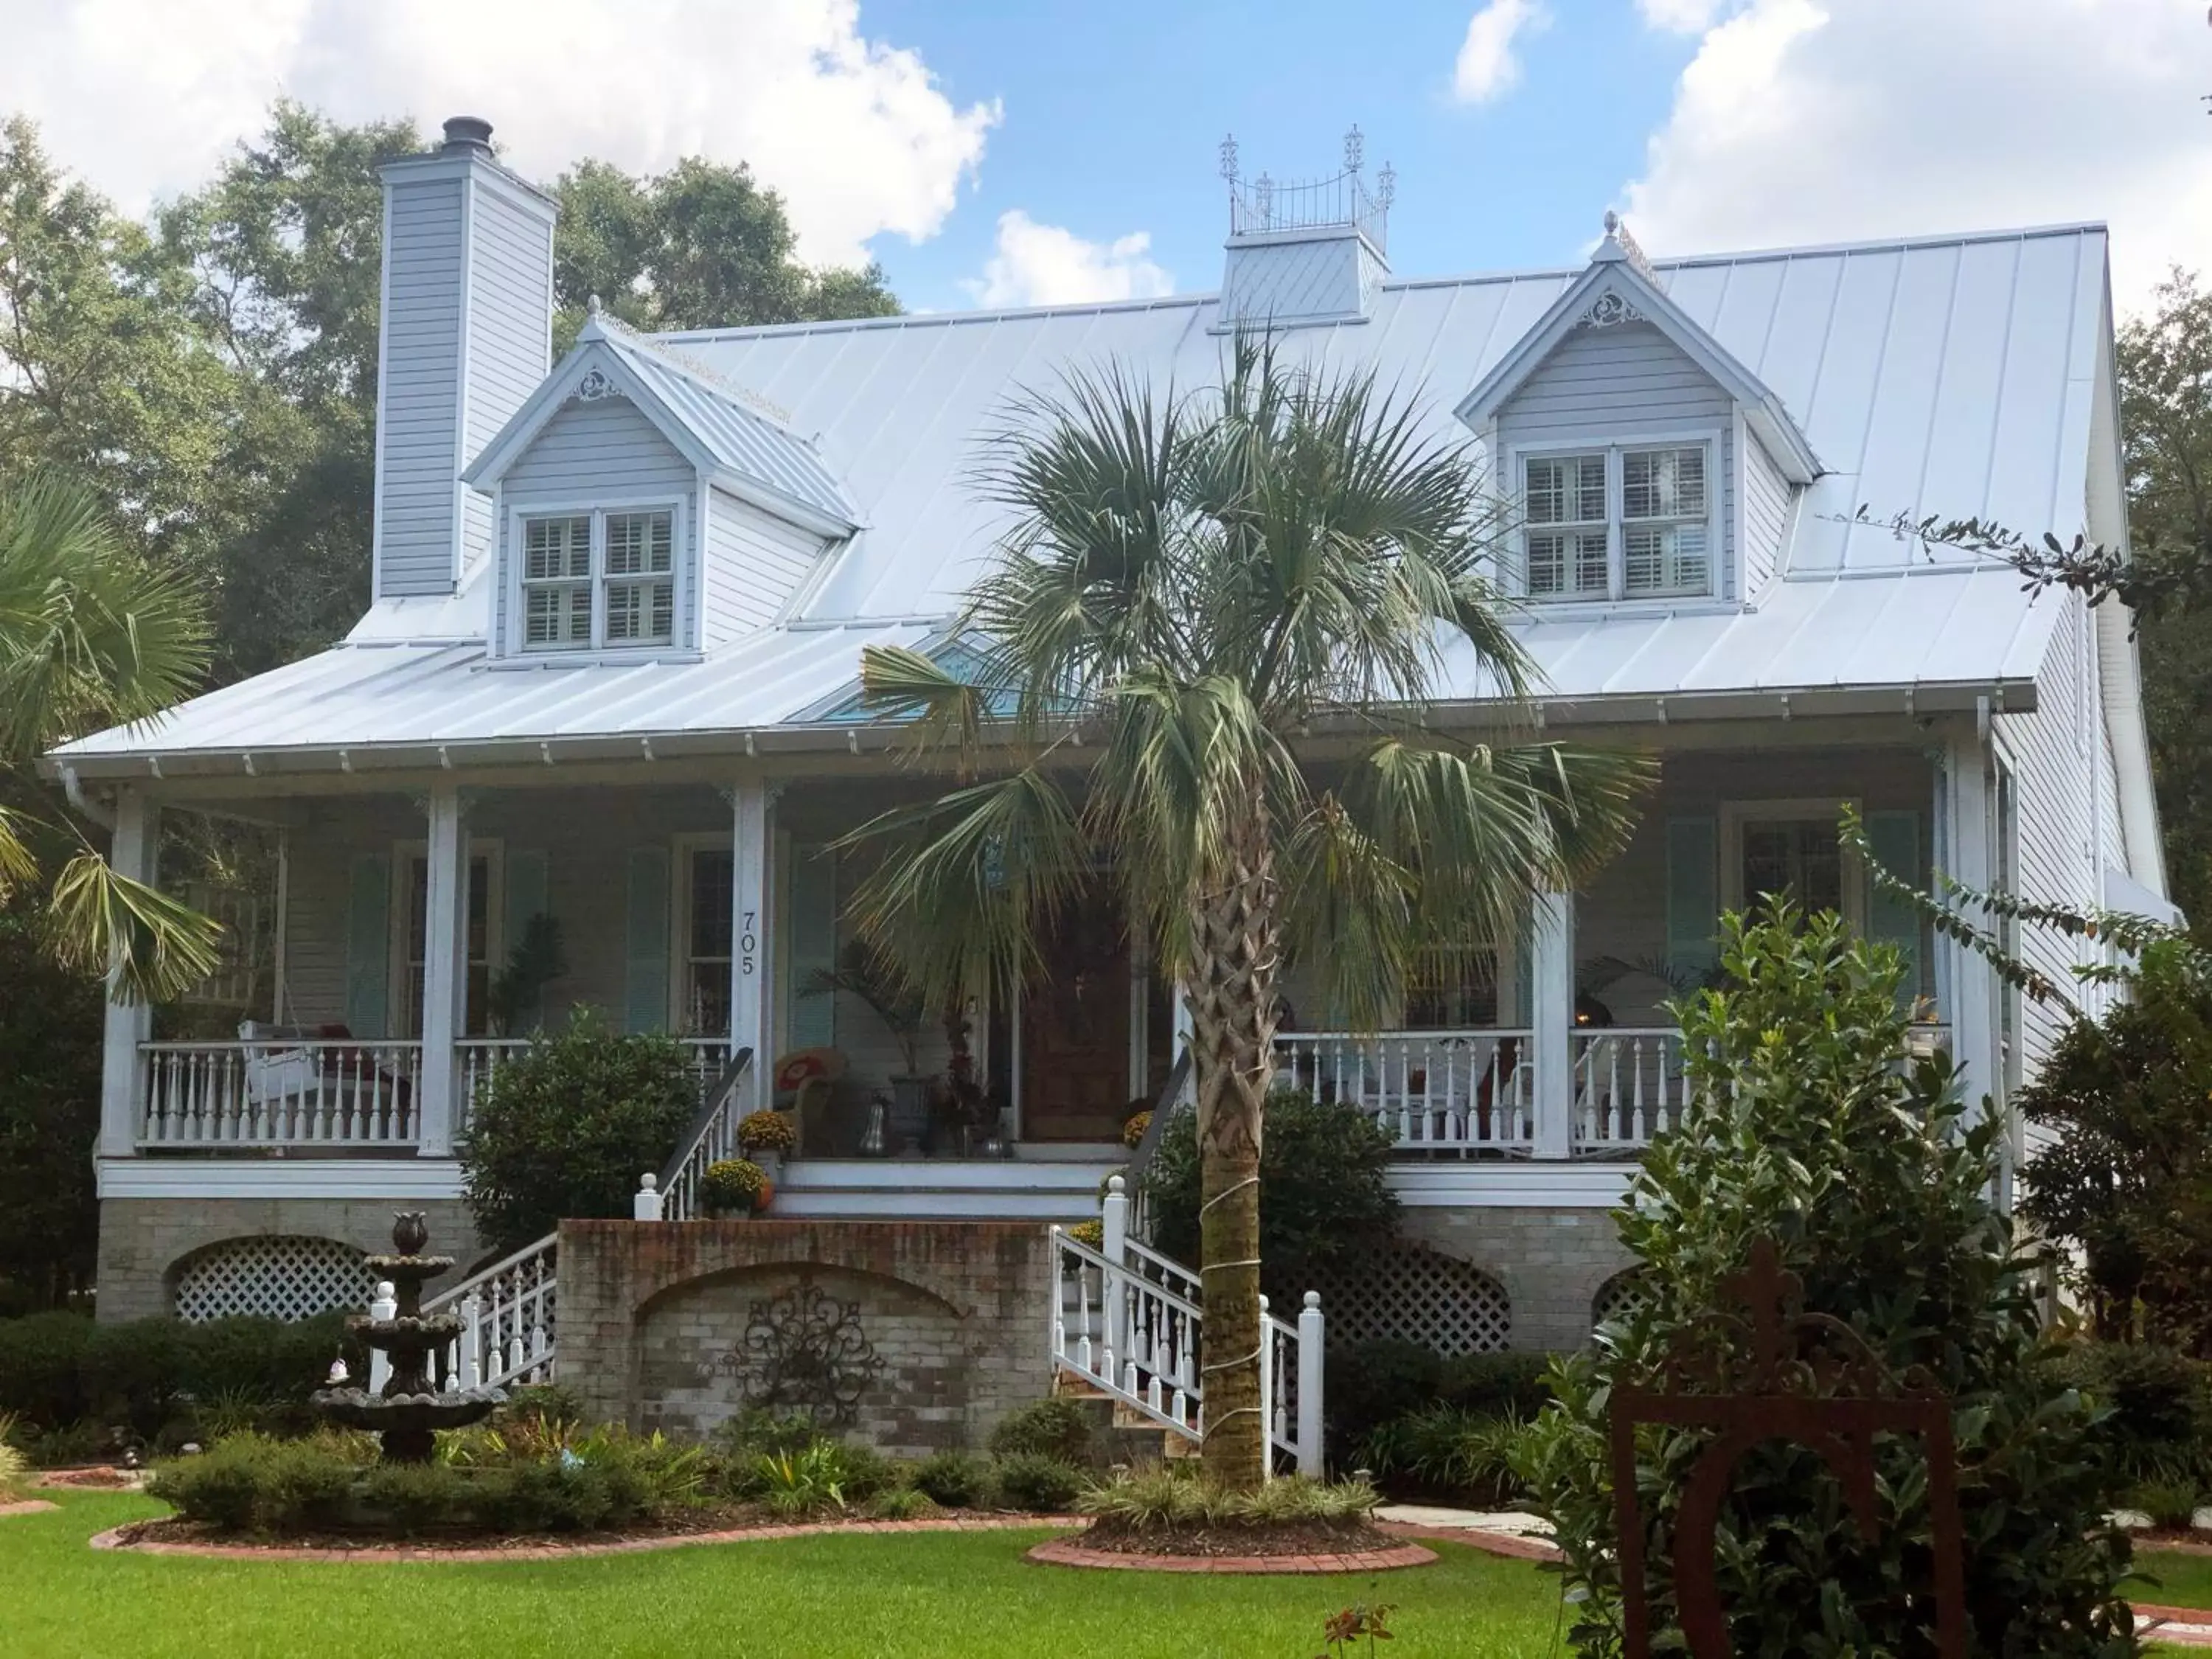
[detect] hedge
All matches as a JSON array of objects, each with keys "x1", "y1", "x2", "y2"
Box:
[{"x1": 0, "y1": 1311, "x2": 362, "y2": 1434}]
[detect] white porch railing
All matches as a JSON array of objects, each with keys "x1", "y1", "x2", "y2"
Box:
[
  {"x1": 1273, "y1": 1029, "x2": 1534, "y2": 1154},
  {"x1": 459, "y1": 1034, "x2": 732, "y2": 1124},
  {"x1": 1571, "y1": 1026, "x2": 1694, "y2": 1152},
  {"x1": 137, "y1": 1040, "x2": 423, "y2": 1148},
  {"x1": 1050, "y1": 1176, "x2": 1322, "y2": 1475},
  {"x1": 422, "y1": 1234, "x2": 557, "y2": 1391}
]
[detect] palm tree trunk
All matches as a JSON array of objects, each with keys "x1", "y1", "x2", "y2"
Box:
[{"x1": 1188, "y1": 827, "x2": 1281, "y2": 1492}]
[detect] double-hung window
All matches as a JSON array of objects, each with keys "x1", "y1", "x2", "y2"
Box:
[
  {"x1": 1522, "y1": 442, "x2": 1713, "y2": 602},
  {"x1": 518, "y1": 507, "x2": 677, "y2": 652}
]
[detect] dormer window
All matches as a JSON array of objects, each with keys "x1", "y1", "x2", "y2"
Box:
[
  {"x1": 518, "y1": 505, "x2": 678, "y2": 652},
  {"x1": 1520, "y1": 441, "x2": 1714, "y2": 602}
]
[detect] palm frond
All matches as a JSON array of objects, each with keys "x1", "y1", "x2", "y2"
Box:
[
  {"x1": 855, "y1": 644, "x2": 995, "y2": 769},
  {"x1": 0, "y1": 805, "x2": 40, "y2": 899},
  {"x1": 48, "y1": 850, "x2": 226, "y2": 1004},
  {"x1": 1277, "y1": 792, "x2": 1417, "y2": 1033}
]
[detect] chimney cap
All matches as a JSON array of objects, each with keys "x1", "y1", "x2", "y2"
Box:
[{"x1": 440, "y1": 116, "x2": 495, "y2": 155}]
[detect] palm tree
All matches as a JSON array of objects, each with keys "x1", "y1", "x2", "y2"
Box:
[
  {"x1": 0, "y1": 471, "x2": 220, "y2": 1000},
  {"x1": 844, "y1": 343, "x2": 1653, "y2": 1489}
]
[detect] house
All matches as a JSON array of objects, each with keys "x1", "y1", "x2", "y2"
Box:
[{"x1": 47, "y1": 119, "x2": 2166, "y2": 1377}]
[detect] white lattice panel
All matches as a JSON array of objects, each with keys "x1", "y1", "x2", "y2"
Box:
[
  {"x1": 1307, "y1": 1245, "x2": 1510, "y2": 1356},
  {"x1": 1592, "y1": 1270, "x2": 1649, "y2": 1332},
  {"x1": 173, "y1": 1235, "x2": 375, "y2": 1324}
]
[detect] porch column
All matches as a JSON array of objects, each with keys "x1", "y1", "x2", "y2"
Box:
[
  {"x1": 728, "y1": 779, "x2": 775, "y2": 1110},
  {"x1": 1529, "y1": 888, "x2": 1576, "y2": 1159},
  {"x1": 1941, "y1": 736, "x2": 2005, "y2": 1178},
  {"x1": 97, "y1": 787, "x2": 157, "y2": 1158},
  {"x1": 416, "y1": 782, "x2": 470, "y2": 1157}
]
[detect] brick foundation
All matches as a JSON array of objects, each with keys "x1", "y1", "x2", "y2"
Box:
[
  {"x1": 557, "y1": 1219, "x2": 1055, "y2": 1456},
  {"x1": 1395, "y1": 1206, "x2": 1635, "y2": 1351},
  {"x1": 94, "y1": 1197, "x2": 485, "y2": 1324}
]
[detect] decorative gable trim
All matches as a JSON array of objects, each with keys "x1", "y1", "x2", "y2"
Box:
[{"x1": 1456, "y1": 234, "x2": 1822, "y2": 486}]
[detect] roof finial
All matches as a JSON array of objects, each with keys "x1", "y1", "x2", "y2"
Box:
[
  {"x1": 1218, "y1": 133, "x2": 1239, "y2": 183},
  {"x1": 1603, "y1": 208, "x2": 1621, "y2": 239},
  {"x1": 1377, "y1": 160, "x2": 1397, "y2": 211},
  {"x1": 586, "y1": 293, "x2": 603, "y2": 316},
  {"x1": 1343, "y1": 124, "x2": 1364, "y2": 174}
]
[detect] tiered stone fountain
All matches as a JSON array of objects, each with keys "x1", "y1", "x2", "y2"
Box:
[{"x1": 311, "y1": 1213, "x2": 504, "y2": 1462}]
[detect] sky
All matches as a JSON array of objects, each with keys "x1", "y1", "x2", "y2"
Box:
[{"x1": 5, "y1": 0, "x2": 2211, "y2": 319}]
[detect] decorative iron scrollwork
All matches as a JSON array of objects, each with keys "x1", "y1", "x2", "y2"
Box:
[{"x1": 697, "y1": 1277, "x2": 884, "y2": 1425}]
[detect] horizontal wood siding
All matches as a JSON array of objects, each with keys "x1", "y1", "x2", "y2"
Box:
[
  {"x1": 1741, "y1": 430, "x2": 1792, "y2": 596},
  {"x1": 376, "y1": 177, "x2": 465, "y2": 597},
  {"x1": 283, "y1": 798, "x2": 424, "y2": 1030},
  {"x1": 1496, "y1": 321, "x2": 1739, "y2": 599},
  {"x1": 461, "y1": 179, "x2": 552, "y2": 574},
  {"x1": 703, "y1": 486, "x2": 826, "y2": 647},
  {"x1": 494, "y1": 397, "x2": 699, "y2": 649}
]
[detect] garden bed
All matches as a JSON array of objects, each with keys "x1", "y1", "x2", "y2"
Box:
[{"x1": 1027, "y1": 1531, "x2": 1436, "y2": 1575}]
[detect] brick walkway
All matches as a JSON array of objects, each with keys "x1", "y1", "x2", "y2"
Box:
[{"x1": 1026, "y1": 1537, "x2": 1437, "y2": 1574}]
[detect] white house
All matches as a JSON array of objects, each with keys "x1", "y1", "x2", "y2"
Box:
[{"x1": 47, "y1": 119, "x2": 2165, "y2": 1371}]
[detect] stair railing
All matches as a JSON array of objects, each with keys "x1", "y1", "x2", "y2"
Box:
[{"x1": 634, "y1": 1046, "x2": 756, "y2": 1222}]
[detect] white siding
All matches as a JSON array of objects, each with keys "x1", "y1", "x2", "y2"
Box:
[
  {"x1": 1740, "y1": 430, "x2": 1792, "y2": 597},
  {"x1": 375, "y1": 177, "x2": 465, "y2": 597},
  {"x1": 493, "y1": 397, "x2": 700, "y2": 650},
  {"x1": 1494, "y1": 321, "x2": 1742, "y2": 599},
  {"x1": 702, "y1": 486, "x2": 828, "y2": 647}
]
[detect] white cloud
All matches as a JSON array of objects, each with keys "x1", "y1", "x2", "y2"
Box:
[
  {"x1": 1618, "y1": 0, "x2": 2212, "y2": 313},
  {"x1": 964, "y1": 210, "x2": 1174, "y2": 309},
  {"x1": 1453, "y1": 0, "x2": 1548, "y2": 105},
  {"x1": 1635, "y1": 0, "x2": 1730, "y2": 30},
  {"x1": 0, "y1": 0, "x2": 999, "y2": 266}
]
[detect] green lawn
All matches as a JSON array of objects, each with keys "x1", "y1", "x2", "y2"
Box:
[
  {"x1": 2138, "y1": 1548, "x2": 2212, "y2": 1611},
  {"x1": 0, "y1": 1494, "x2": 1569, "y2": 1659}
]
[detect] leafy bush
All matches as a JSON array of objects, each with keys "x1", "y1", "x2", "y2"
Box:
[
  {"x1": 460, "y1": 1009, "x2": 700, "y2": 1251},
  {"x1": 737, "y1": 1110, "x2": 796, "y2": 1154},
  {"x1": 2129, "y1": 1477, "x2": 2202, "y2": 1531},
  {"x1": 990, "y1": 1453, "x2": 1087, "y2": 1512},
  {"x1": 1361, "y1": 1405, "x2": 1528, "y2": 1506},
  {"x1": 1515, "y1": 905, "x2": 2135, "y2": 1657},
  {"x1": 1324, "y1": 1342, "x2": 1554, "y2": 1469},
  {"x1": 0, "y1": 1311, "x2": 91, "y2": 1427},
  {"x1": 835, "y1": 1441, "x2": 902, "y2": 1501},
  {"x1": 149, "y1": 1433, "x2": 368, "y2": 1531},
  {"x1": 0, "y1": 1438, "x2": 27, "y2": 1500},
  {"x1": 2059, "y1": 1341, "x2": 2212, "y2": 1485},
  {"x1": 865, "y1": 1486, "x2": 937, "y2": 1520},
  {"x1": 756, "y1": 1442, "x2": 849, "y2": 1516},
  {"x1": 500, "y1": 1383, "x2": 585, "y2": 1429},
  {"x1": 1080, "y1": 1467, "x2": 1376, "y2": 1529},
  {"x1": 909, "y1": 1450, "x2": 989, "y2": 1509},
  {"x1": 699, "y1": 1159, "x2": 768, "y2": 1215},
  {"x1": 1141, "y1": 1088, "x2": 1399, "y2": 1298},
  {"x1": 987, "y1": 1398, "x2": 1096, "y2": 1465}
]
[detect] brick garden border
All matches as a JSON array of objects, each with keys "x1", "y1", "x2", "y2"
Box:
[
  {"x1": 1, "y1": 1500, "x2": 58, "y2": 1518},
  {"x1": 88, "y1": 1514, "x2": 1082, "y2": 1564},
  {"x1": 1026, "y1": 1536, "x2": 1437, "y2": 1575}
]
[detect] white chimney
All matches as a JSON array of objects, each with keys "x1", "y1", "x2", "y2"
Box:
[
  {"x1": 372, "y1": 116, "x2": 557, "y2": 599},
  {"x1": 1217, "y1": 128, "x2": 1393, "y2": 331}
]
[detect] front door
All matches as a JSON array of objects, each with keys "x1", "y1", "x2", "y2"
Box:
[{"x1": 1020, "y1": 893, "x2": 1132, "y2": 1142}]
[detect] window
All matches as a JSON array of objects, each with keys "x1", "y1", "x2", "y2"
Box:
[
  {"x1": 397, "y1": 849, "x2": 498, "y2": 1037},
  {"x1": 1740, "y1": 820, "x2": 1844, "y2": 915},
  {"x1": 1522, "y1": 442, "x2": 1713, "y2": 602},
  {"x1": 1405, "y1": 945, "x2": 1501, "y2": 1029},
  {"x1": 680, "y1": 844, "x2": 734, "y2": 1037},
  {"x1": 517, "y1": 506, "x2": 678, "y2": 652}
]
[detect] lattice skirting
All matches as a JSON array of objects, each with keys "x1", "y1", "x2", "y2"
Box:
[
  {"x1": 1592, "y1": 1268, "x2": 1649, "y2": 1331},
  {"x1": 1305, "y1": 1245, "x2": 1510, "y2": 1355},
  {"x1": 172, "y1": 1235, "x2": 376, "y2": 1324}
]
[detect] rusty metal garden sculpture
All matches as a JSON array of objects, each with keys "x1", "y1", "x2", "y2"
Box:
[{"x1": 1609, "y1": 1238, "x2": 1967, "y2": 1659}]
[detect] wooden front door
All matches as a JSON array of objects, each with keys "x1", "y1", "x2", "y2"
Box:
[{"x1": 1020, "y1": 894, "x2": 1131, "y2": 1143}]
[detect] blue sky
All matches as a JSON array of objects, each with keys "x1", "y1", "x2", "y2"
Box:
[
  {"x1": 859, "y1": 0, "x2": 1700, "y2": 310},
  {"x1": 4, "y1": 1, "x2": 2208, "y2": 318}
]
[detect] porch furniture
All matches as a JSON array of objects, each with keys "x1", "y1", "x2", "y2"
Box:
[{"x1": 774, "y1": 1047, "x2": 847, "y2": 1157}]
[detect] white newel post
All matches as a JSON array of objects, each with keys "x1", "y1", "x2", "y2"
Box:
[
  {"x1": 1101, "y1": 1175, "x2": 1129, "y2": 1368},
  {"x1": 367, "y1": 1281, "x2": 397, "y2": 1394},
  {"x1": 728, "y1": 779, "x2": 774, "y2": 1110},
  {"x1": 99, "y1": 787, "x2": 158, "y2": 1158},
  {"x1": 1530, "y1": 888, "x2": 1576, "y2": 1159},
  {"x1": 417, "y1": 783, "x2": 469, "y2": 1156},
  {"x1": 1258, "y1": 1293, "x2": 1274, "y2": 1480},
  {"x1": 634, "y1": 1172, "x2": 663, "y2": 1221},
  {"x1": 1296, "y1": 1291, "x2": 1324, "y2": 1476}
]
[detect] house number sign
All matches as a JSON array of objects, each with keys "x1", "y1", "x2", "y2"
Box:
[{"x1": 739, "y1": 910, "x2": 758, "y2": 975}]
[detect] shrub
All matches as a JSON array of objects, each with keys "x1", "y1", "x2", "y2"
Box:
[
  {"x1": 756, "y1": 1442, "x2": 849, "y2": 1516},
  {"x1": 1360, "y1": 1405, "x2": 1528, "y2": 1506},
  {"x1": 699, "y1": 1159, "x2": 768, "y2": 1216},
  {"x1": 460, "y1": 1009, "x2": 700, "y2": 1252},
  {"x1": 990, "y1": 1453, "x2": 1086, "y2": 1512},
  {"x1": 1515, "y1": 905, "x2": 2135, "y2": 1656},
  {"x1": 1080, "y1": 1467, "x2": 1376, "y2": 1529},
  {"x1": 501, "y1": 1383, "x2": 586, "y2": 1429},
  {"x1": 360, "y1": 1461, "x2": 462, "y2": 1537},
  {"x1": 865, "y1": 1486, "x2": 936, "y2": 1520},
  {"x1": 0, "y1": 1312, "x2": 92, "y2": 1427},
  {"x1": 737, "y1": 1110, "x2": 796, "y2": 1154},
  {"x1": 909, "y1": 1450, "x2": 989, "y2": 1509},
  {"x1": 2059, "y1": 1341, "x2": 2212, "y2": 1485},
  {"x1": 711, "y1": 1409, "x2": 826, "y2": 1476},
  {"x1": 2130, "y1": 1477, "x2": 2202, "y2": 1531},
  {"x1": 835, "y1": 1441, "x2": 901, "y2": 1501},
  {"x1": 0, "y1": 1438, "x2": 27, "y2": 1501},
  {"x1": 1141, "y1": 1088, "x2": 1398, "y2": 1300},
  {"x1": 987, "y1": 1398, "x2": 1096, "y2": 1465},
  {"x1": 149, "y1": 1433, "x2": 367, "y2": 1532}
]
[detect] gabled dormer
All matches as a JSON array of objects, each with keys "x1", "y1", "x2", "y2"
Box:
[
  {"x1": 1458, "y1": 216, "x2": 1820, "y2": 610},
  {"x1": 462, "y1": 307, "x2": 861, "y2": 661}
]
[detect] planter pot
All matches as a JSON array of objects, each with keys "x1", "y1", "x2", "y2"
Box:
[
  {"x1": 888, "y1": 1075, "x2": 934, "y2": 1155},
  {"x1": 744, "y1": 1149, "x2": 785, "y2": 1186}
]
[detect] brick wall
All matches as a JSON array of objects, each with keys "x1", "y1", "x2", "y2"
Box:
[
  {"x1": 95, "y1": 1197, "x2": 485, "y2": 1324},
  {"x1": 557, "y1": 1219, "x2": 1055, "y2": 1457},
  {"x1": 1397, "y1": 1206, "x2": 1636, "y2": 1352}
]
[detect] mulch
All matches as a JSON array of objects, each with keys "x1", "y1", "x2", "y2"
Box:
[
  {"x1": 36, "y1": 1467, "x2": 142, "y2": 1490},
  {"x1": 1027, "y1": 1533, "x2": 1436, "y2": 1575}
]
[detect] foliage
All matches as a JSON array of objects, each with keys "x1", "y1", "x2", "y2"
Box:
[
  {"x1": 2015, "y1": 943, "x2": 2212, "y2": 1348},
  {"x1": 737, "y1": 1110, "x2": 797, "y2": 1154},
  {"x1": 459, "y1": 1009, "x2": 700, "y2": 1251},
  {"x1": 1067, "y1": 1220, "x2": 1104, "y2": 1250},
  {"x1": 1121, "y1": 1110, "x2": 1152, "y2": 1149},
  {"x1": 2059, "y1": 1343, "x2": 2212, "y2": 1487},
  {"x1": 1514, "y1": 905, "x2": 2135, "y2": 1657},
  {"x1": 1079, "y1": 1467, "x2": 1378, "y2": 1529},
  {"x1": 864, "y1": 1486, "x2": 937, "y2": 1521},
  {"x1": 989, "y1": 1453, "x2": 1087, "y2": 1512},
  {"x1": 147, "y1": 1432, "x2": 369, "y2": 1531},
  {"x1": 1317, "y1": 1601, "x2": 1397, "y2": 1659},
  {"x1": 0, "y1": 1436, "x2": 27, "y2": 1501},
  {"x1": 711, "y1": 1408, "x2": 830, "y2": 1467},
  {"x1": 756, "y1": 1442, "x2": 850, "y2": 1517},
  {"x1": 908, "y1": 1450, "x2": 990, "y2": 1510},
  {"x1": 486, "y1": 913, "x2": 567, "y2": 1037},
  {"x1": 986, "y1": 1398, "x2": 1096, "y2": 1466},
  {"x1": 1142, "y1": 1088, "x2": 1399, "y2": 1301},
  {"x1": 699, "y1": 1159, "x2": 769, "y2": 1216},
  {"x1": 1360, "y1": 1405, "x2": 1531, "y2": 1506},
  {"x1": 840, "y1": 342, "x2": 1652, "y2": 1488},
  {"x1": 0, "y1": 913, "x2": 100, "y2": 1308},
  {"x1": 2129, "y1": 1477, "x2": 2202, "y2": 1532},
  {"x1": 1324, "y1": 1342, "x2": 1555, "y2": 1464},
  {"x1": 800, "y1": 937, "x2": 929, "y2": 1077}
]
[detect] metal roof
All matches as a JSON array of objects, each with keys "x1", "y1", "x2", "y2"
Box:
[{"x1": 52, "y1": 223, "x2": 2109, "y2": 771}]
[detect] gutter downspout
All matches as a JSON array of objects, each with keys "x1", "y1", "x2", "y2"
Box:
[
  {"x1": 2096, "y1": 600, "x2": 2167, "y2": 896},
  {"x1": 60, "y1": 765, "x2": 116, "y2": 831}
]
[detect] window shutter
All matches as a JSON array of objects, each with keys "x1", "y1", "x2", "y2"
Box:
[
  {"x1": 625, "y1": 846, "x2": 670, "y2": 1034},
  {"x1": 786, "y1": 845, "x2": 838, "y2": 1051},
  {"x1": 504, "y1": 849, "x2": 549, "y2": 1030},
  {"x1": 344, "y1": 854, "x2": 390, "y2": 1037},
  {"x1": 1665, "y1": 818, "x2": 1720, "y2": 978},
  {"x1": 1865, "y1": 810, "x2": 1923, "y2": 1003}
]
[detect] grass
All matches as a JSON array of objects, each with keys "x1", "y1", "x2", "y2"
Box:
[
  {"x1": 2139, "y1": 1547, "x2": 2212, "y2": 1610},
  {"x1": 0, "y1": 1493, "x2": 1569, "y2": 1659}
]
